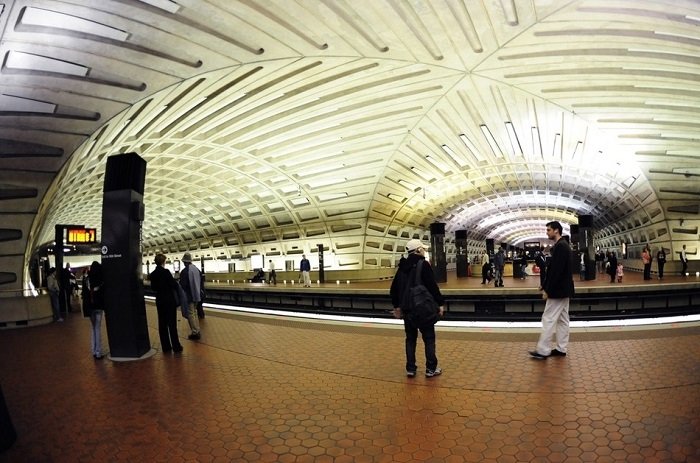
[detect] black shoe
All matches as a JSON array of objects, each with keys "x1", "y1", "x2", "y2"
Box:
[
  {"x1": 162, "y1": 348, "x2": 172, "y2": 353},
  {"x1": 529, "y1": 351, "x2": 548, "y2": 360},
  {"x1": 93, "y1": 354, "x2": 104, "y2": 360},
  {"x1": 173, "y1": 346, "x2": 183, "y2": 353},
  {"x1": 187, "y1": 333, "x2": 201, "y2": 340},
  {"x1": 550, "y1": 349, "x2": 567, "y2": 357}
]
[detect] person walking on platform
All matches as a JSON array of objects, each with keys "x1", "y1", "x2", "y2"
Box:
[
  {"x1": 390, "y1": 239, "x2": 444, "y2": 378},
  {"x1": 300, "y1": 254, "x2": 311, "y2": 287},
  {"x1": 656, "y1": 248, "x2": 666, "y2": 280},
  {"x1": 530, "y1": 221, "x2": 574, "y2": 360},
  {"x1": 179, "y1": 253, "x2": 202, "y2": 340},
  {"x1": 642, "y1": 246, "x2": 652, "y2": 280},
  {"x1": 149, "y1": 254, "x2": 183, "y2": 354},
  {"x1": 680, "y1": 245, "x2": 688, "y2": 276}
]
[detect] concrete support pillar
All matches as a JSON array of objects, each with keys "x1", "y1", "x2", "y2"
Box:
[
  {"x1": 429, "y1": 223, "x2": 447, "y2": 283},
  {"x1": 578, "y1": 215, "x2": 596, "y2": 280},
  {"x1": 101, "y1": 153, "x2": 151, "y2": 359},
  {"x1": 455, "y1": 230, "x2": 468, "y2": 278}
]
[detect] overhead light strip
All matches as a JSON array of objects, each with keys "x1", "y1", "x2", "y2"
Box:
[
  {"x1": 505, "y1": 122, "x2": 523, "y2": 156},
  {"x1": 138, "y1": 0, "x2": 181, "y2": 14},
  {"x1": 480, "y1": 124, "x2": 503, "y2": 158},
  {"x1": 439, "y1": 145, "x2": 466, "y2": 169},
  {"x1": 459, "y1": 133, "x2": 485, "y2": 162}
]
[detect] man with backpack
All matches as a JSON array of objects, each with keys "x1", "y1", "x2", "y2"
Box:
[{"x1": 390, "y1": 239, "x2": 445, "y2": 378}]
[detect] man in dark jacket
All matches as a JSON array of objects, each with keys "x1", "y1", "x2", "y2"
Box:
[
  {"x1": 530, "y1": 221, "x2": 575, "y2": 359},
  {"x1": 493, "y1": 248, "x2": 505, "y2": 287},
  {"x1": 390, "y1": 239, "x2": 445, "y2": 378},
  {"x1": 149, "y1": 254, "x2": 183, "y2": 354}
]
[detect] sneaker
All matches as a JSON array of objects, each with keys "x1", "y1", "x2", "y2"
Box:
[
  {"x1": 529, "y1": 350, "x2": 548, "y2": 360},
  {"x1": 425, "y1": 368, "x2": 442, "y2": 377},
  {"x1": 406, "y1": 370, "x2": 416, "y2": 378},
  {"x1": 550, "y1": 349, "x2": 567, "y2": 357}
]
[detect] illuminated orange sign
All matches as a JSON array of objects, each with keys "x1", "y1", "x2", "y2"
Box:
[{"x1": 66, "y1": 227, "x2": 97, "y2": 244}]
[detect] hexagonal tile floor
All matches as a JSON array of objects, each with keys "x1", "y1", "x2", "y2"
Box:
[{"x1": 0, "y1": 305, "x2": 698, "y2": 462}]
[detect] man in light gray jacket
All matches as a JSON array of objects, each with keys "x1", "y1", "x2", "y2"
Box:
[{"x1": 179, "y1": 253, "x2": 202, "y2": 340}]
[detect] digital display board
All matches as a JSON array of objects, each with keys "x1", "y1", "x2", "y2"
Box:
[{"x1": 66, "y1": 227, "x2": 97, "y2": 244}]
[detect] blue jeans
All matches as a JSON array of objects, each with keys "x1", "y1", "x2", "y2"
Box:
[
  {"x1": 404, "y1": 319, "x2": 437, "y2": 372},
  {"x1": 90, "y1": 310, "x2": 103, "y2": 356}
]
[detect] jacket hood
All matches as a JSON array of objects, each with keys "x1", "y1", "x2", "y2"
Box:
[{"x1": 398, "y1": 253, "x2": 424, "y2": 273}]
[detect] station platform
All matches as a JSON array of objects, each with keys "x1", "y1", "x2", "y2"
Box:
[
  {"x1": 197, "y1": 270, "x2": 700, "y2": 322},
  {"x1": 0, "y1": 297, "x2": 698, "y2": 461}
]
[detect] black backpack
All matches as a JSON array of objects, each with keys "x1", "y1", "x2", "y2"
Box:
[{"x1": 400, "y1": 260, "x2": 440, "y2": 327}]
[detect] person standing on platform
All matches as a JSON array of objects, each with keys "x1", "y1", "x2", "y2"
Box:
[
  {"x1": 480, "y1": 250, "x2": 491, "y2": 284},
  {"x1": 60, "y1": 263, "x2": 73, "y2": 315},
  {"x1": 493, "y1": 248, "x2": 505, "y2": 287},
  {"x1": 268, "y1": 260, "x2": 277, "y2": 285},
  {"x1": 80, "y1": 268, "x2": 91, "y2": 318},
  {"x1": 606, "y1": 251, "x2": 617, "y2": 283},
  {"x1": 149, "y1": 254, "x2": 183, "y2": 354},
  {"x1": 300, "y1": 254, "x2": 311, "y2": 287},
  {"x1": 642, "y1": 246, "x2": 652, "y2": 280},
  {"x1": 535, "y1": 247, "x2": 547, "y2": 289},
  {"x1": 88, "y1": 261, "x2": 105, "y2": 359},
  {"x1": 680, "y1": 245, "x2": 688, "y2": 276},
  {"x1": 530, "y1": 221, "x2": 574, "y2": 359},
  {"x1": 46, "y1": 268, "x2": 62, "y2": 322},
  {"x1": 390, "y1": 239, "x2": 444, "y2": 378},
  {"x1": 656, "y1": 248, "x2": 666, "y2": 280},
  {"x1": 179, "y1": 253, "x2": 202, "y2": 340}
]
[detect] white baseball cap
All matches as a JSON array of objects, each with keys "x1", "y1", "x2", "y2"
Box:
[{"x1": 406, "y1": 239, "x2": 425, "y2": 252}]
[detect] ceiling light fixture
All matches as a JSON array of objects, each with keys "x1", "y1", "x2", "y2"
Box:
[
  {"x1": 138, "y1": 0, "x2": 182, "y2": 14},
  {"x1": 398, "y1": 179, "x2": 419, "y2": 191},
  {"x1": 437, "y1": 146, "x2": 464, "y2": 169},
  {"x1": 531, "y1": 127, "x2": 543, "y2": 158},
  {"x1": 571, "y1": 141, "x2": 583, "y2": 159},
  {"x1": 411, "y1": 166, "x2": 433, "y2": 182},
  {"x1": 505, "y1": 122, "x2": 523, "y2": 156},
  {"x1": 459, "y1": 133, "x2": 484, "y2": 162},
  {"x1": 480, "y1": 124, "x2": 503, "y2": 158},
  {"x1": 552, "y1": 133, "x2": 561, "y2": 158}
]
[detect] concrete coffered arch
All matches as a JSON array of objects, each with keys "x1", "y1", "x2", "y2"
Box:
[{"x1": 0, "y1": 0, "x2": 696, "y2": 289}]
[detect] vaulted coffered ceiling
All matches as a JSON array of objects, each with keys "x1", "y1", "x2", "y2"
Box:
[{"x1": 1, "y1": 0, "x2": 699, "y2": 286}]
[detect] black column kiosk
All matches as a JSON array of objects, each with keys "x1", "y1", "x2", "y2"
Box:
[
  {"x1": 101, "y1": 153, "x2": 151, "y2": 359},
  {"x1": 429, "y1": 222, "x2": 447, "y2": 283},
  {"x1": 455, "y1": 230, "x2": 468, "y2": 278}
]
